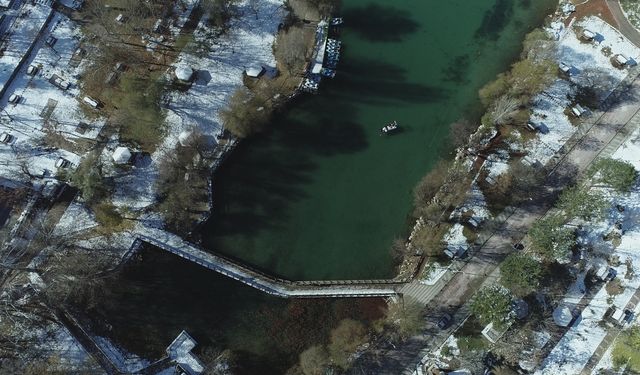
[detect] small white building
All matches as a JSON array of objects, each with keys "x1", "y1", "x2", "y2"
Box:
[
  {"x1": 175, "y1": 65, "x2": 194, "y2": 82},
  {"x1": 614, "y1": 54, "x2": 629, "y2": 67},
  {"x1": 571, "y1": 104, "x2": 586, "y2": 117},
  {"x1": 553, "y1": 304, "x2": 574, "y2": 327},
  {"x1": 178, "y1": 130, "x2": 192, "y2": 147},
  {"x1": 245, "y1": 65, "x2": 265, "y2": 78},
  {"x1": 112, "y1": 147, "x2": 132, "y2": 164},
  {"x1": 582, "y1": 29, "x2": 596, "y2": 41}
]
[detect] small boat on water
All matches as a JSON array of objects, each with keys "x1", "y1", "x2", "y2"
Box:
[{"x1": 380, "y1": 120, "x2": 399, "y2": 135}]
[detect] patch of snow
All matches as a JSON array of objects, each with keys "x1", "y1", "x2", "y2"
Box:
[{"x1": 111, "y1": 0, "x2": 286, "y2": 212}]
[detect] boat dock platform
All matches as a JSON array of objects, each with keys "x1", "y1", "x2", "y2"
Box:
[{"x1": 302, "y1": 17, "x2": 343, "y2": 93}]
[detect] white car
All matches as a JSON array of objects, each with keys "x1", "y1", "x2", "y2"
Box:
[
  {"x1": 26, "y1": 65, "x2": 38, "y2": 76},
  {"x1": 8, "y1": 94, "x2": 20, "y2": 104},
  {"x1": 0, "y1": 133, "x2": 13, "y2": 143},
  {"x1": 55, "y1": 158, "x2": 71, "y2": 169}
]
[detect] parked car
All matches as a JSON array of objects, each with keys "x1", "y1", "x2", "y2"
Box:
[
  {"x1": 26, "y1": 64, "x2": 38, "y2": 76},
  {"x1": 82, "y1": 96, "x2": 100, "y2": 109},
  {"x1": 55, "y1": 158, "x2": 71, "y2": 169},
  {"x1": 437, "y1": 313, "x2": 452, "y2": 330},
  {"x1": 8, "y1": 94, "x2": 20, "y2": 104},
  {"x1": 45, "y1": 35, "x2": 57, "y2": 47},
  {"x1": 0, "y1": 133, "x2": 14, "y2": 143},
  {"x1": 50, "y1": 75, "x2": 70, "y2": 90}
]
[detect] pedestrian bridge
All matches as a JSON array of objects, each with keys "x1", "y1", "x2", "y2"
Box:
[{"x1": 130, "y1": 227, "x2": 407, "y2": 298}]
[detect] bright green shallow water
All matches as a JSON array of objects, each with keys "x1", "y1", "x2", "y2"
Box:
[{"x1": 200, "y1": 0, "x2": 558, "y2": 280}]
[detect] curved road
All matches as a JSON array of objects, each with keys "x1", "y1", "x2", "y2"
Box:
[{"x1": 606, "y1": 0, "x2": 640, "y2": 47}]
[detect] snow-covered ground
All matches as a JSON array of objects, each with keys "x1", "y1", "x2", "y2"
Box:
[
  {"x1": 0, "y1": 3, "x2": 101, "y2": 189},
  {"x1": 536, "y1": 127, "x2": 640, "y2": 374},
  {"x1": 526, "y1": 16, "x2": 640, "y2": 167},
  {"x1": 111, "y1": 0, "x2": 286, "y2": 211}
]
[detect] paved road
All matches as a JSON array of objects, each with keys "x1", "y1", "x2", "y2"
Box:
[
  {"x1": 348, "y1": 67, "x2": 640, "y2": 374},
  {"x1": 606, "y1": 0, "x2": 640, "y2": 47}
]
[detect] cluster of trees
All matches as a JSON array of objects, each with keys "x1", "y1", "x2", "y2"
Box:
[
  {"x1": 296, "y1": 318, "x2": 369, "y2": 374},
  {"x1": 287, "y1": 0, "x2": 340, "y2": 21},
  {"x1": 220, "y1": 88, "x2": 271, "y2": 138},
  {"x1": 410, "y1": 160, "x2": 472, "y2": 257},
  {"x1": 67, "y1": 153, "x2": 125, "y2": 230},
  {"x1": 478, "y1": 40, "x2": 557, "y2": 129},
  {"x1": 202, "y1": 0, "x2": 239, "y2": 28},
  {"x1": 113, "y1": 72, "x2": 167, "y2": 152},
  {"x1": 525, "y1": 158, "x2": 638, "y2": 263},
  {"x1": 221, "y1": 76, "x2": 292, "y2": 138},
  {"x1": 156, "y1": 131, "x2": 211, "y2": 233},
  {"x1": 482, "y1": 161, "x2": 545, "y2": 211},
  {"x1": 375, "y1": 299, "x2": 423, "y2": 343},
  {"x1": 274, "y1": 25, "x2": 310, "y2": 75}
]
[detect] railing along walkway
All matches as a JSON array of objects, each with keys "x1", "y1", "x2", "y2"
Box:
[{"x1": 132, "y1": 226, "x2": 405, "y2": 298}]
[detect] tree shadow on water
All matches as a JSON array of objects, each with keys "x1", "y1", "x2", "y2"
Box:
[
  {"x1": 475, "y1": 0, "x2": 515, "y2": 41},
  {"x1": 199, "y1": 98, "x2": 368, "y2": 252},
  {"x1": 343, "y1": 4, "x2": 419, "y2": 43},
  {"x1": 333, "y1": 57, "x2": 449, "y2": 105}
]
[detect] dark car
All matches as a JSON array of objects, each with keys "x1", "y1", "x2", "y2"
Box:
[{"x1": 437, "y1": 313, "x2": 452, "y2": 329}]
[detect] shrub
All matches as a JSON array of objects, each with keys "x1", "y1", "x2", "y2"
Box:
[
  {"x1": 613, "y1": 326, "x2": 640, "y2": 371},
  {"x1": 69, "y1": 153, "x2": 108, "y2": 204},
  {"x1": 93, "y1": 203, "x2": 124, "y2": 229}
]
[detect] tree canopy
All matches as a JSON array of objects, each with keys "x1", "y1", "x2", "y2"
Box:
[
  {"x1": 557, "y1": 185, "x2": 608, "y2": 221},
  {"x1": 499, "y1": 253, "x2": 542, "y2": 297},
  {"x1": 529, "y1": 215, "x2": 575, "y2": 262},
  {"x1": 591, "y1": 158, "x2": 638, "y2": 192},
  {"x1": 328, "y1": 319, "x2": 368, "y2": 370},
  {"x1": 471, "y1": 285, "x2": 513, "y2": 328}
]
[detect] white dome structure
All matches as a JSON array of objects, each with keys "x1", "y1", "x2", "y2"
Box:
[
  {"x1": 553, "y1": 305, "x2": 573, "y2": 327},
  {"x1": 178, "y1": 130, "x2": 192, "y2": 147},
  {"x1": 112, "y1": 146, "x2": 132, "y2": 164},
  {"x1": 175, "y1": 65, "x2": 194, "y2": 82}
]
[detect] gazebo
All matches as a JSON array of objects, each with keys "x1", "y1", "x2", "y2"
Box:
[
  {"x1": 112, "y1": 146, "x2": 132, "y2": 164},
  {"x1": 175, "y1": 65, "x2": 194, "y2": 82}
]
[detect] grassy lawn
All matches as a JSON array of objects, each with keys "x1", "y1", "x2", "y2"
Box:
[{"x1": 613, "y1": 326, "x2": 640, "y2": 371}]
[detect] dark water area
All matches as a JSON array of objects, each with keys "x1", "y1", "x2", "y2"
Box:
[
  {"x1": 198, "y1": 0, "x2": 558, "y2": 281},
  {"x1": 88, "y1": 246, "x2": 385, "y2": 374},
  {"x1": 92, "y1": 0, "x2": 558, "y2": 373}
]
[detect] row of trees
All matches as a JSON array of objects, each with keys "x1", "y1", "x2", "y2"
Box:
[
  {"x1": 471, "y1": 158, "x2": 639, "y2": 328},
  {"x1": 156, "y1": 130, "x2": 211, "y2": 233}
]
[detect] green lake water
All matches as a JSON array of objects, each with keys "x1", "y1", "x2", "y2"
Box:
[
  {"x1": 199, "y1": 0, "x2": 558, "y2": 280},
  {"x1": 93, "y1": 0, "x2": 558, "y2": 372}
]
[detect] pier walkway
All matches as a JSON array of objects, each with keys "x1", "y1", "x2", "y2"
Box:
[{"x1": 131, "y1": 226, "x2": 406, "y2": 298}]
